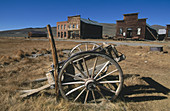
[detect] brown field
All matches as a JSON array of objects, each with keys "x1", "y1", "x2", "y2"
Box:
[{"x1": 0, "y1": 37, "x2": 170, "y2": 111}]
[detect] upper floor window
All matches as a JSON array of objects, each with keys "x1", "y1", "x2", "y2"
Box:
[
  {"x1": 76, "y1": 24, "x2": 78, "y2": 29},
  {"x1": 61, "y1": 25, "x2": 63, "y2": 30},
  {"x1": 137, "y1": 28, "x2": 141, "y2": 35},
  {"x1": 64, "y1": 24, "x2": 66, "y2": 29},
  {"x1": 69, "y1": 24, "x2": 71, "y2": 28},
  {"x1": 58, "y1": 25, "x2": 60, "y2": 30}
]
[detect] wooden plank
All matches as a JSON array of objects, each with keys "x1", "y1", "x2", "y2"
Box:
[
  {"x1": 147, "y1": 27, "x2": 158, "y2": 40},
  {"x1": 46, "y1": 73, "x2": 55, "y2": 85},
  {"x1": 20, "y1": 84, "x2": 51, "y2": 98},
  {"x1": 46, "y1": 25, "x2": 59, "y2": 98},
  {"x1": 20, "y1": 89, "x2": 35, "y2": 93},
  {"x1": 31, "y1": 77, "x2": 47, "y2": 82}
]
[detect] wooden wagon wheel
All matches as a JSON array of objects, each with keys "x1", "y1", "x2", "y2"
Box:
[
  {"x1": 69, "y1": 42, "x2": 101, "y2": 56},
  {"x1": 58, "y1": 51, "x2": 123, "y2": 103}
]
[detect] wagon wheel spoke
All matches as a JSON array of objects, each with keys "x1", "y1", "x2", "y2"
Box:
[
  {"x1": 71, "y1": 62, "x2": 87, "y2": 78},
  {"x1": 98, "y1": 81, "x2": 120, "y2": 84},
  {"x1": 92, "y1": 44, "x2": 96, "y2": 50},
  {"x1": 94, "y1": 61, "x2": 110, "y2": 79},
  {"x1": 66, "y1": 85, "x2": 85, "y2": 96},
  {"x1": 96, "y1": 69, "x2": 118, "y2": 81},
  {"x1": 98, "y1": 84, "x2": 116, "y2": 93},
  {"x1": 91, "y1": 90, "x2": 96, "y2": 103},
  {"x1": 85, "y1": 43, "x2": 88, "y2": 51},
  {"x1": 83, "y1": 57, "x2": 90, "y2": 78},
  {"x1": 84, "y1": 90, "x2": 89, "y2": 104},
  {"x1": 64, "y1": 72, "x2": 85, "y2": 81},
  {"x1": 62, "y1": 81, "x2": 85, "y2": 85},
  {"x1": 91, "y1": 57, "x2": 98, "y2": 78},
  {"x1": 69, "y1": 42, "x2": 100, "y2": 56},
  {"x1": 77, "y1": 46, "x2": 82, "y2": 52},
  {"x1": 74, "y1": 88, "x2": 86, "y2": 102},
  {"x1": 96, "y1": 86, "x2": 106, "y2": 100}
]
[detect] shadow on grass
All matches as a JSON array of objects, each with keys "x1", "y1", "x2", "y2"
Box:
[
  {"x1": 23, "y1": 74, "x2": 169, "y2": 103},
  {"x1": 120, "y1": 74, "x2": 170, "y2": 102}
]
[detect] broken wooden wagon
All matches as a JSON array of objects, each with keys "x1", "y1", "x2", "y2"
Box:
[{"x1": 21, "y1": 25, "x2": 126, "y2": 103}]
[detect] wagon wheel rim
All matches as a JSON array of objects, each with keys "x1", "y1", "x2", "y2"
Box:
[
  {"x1": 58, "y1": 52, "x2": 123, "y2": 103},
  {"x1": 69, "y1": 42, "x2": 100, "y2": 56}
]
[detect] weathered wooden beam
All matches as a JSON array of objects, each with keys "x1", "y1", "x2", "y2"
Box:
[
  {"x1": 46, "y1": 25, "x2": 59, "y2": 99},
  {"x1": 20, "y1": 84, "x2": 51, "y2": 98},
  {"x1": 147, "y1": 27, "x2": 158, "y2": 40},
  {"x1": 31, "y1": 77, "x2": 47, "y2": 82},
  {"x1": 20, "y1": 89, "x2": 35, "y2": 93}
]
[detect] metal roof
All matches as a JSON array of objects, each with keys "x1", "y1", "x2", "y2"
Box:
[
  {"x1": 146, "y1": 23, "x2": 157, "y2": 30},
  {"x1": 158, "y1": 29, "x2": 166, "y2": 35},
  {"x1": 81, "y1": 18, "x2": 102, "y2": 26}
]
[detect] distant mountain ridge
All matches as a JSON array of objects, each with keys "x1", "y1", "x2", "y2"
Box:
[
  {"x1": 0, "y1": 27, "x2": 57, "y2": 37},
  {"x1": 0, "y1": 24, "x2": 166, "y2": 37}
]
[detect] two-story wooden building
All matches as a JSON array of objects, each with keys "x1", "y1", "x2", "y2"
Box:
[
  {"x1": 57, "y1": 15, "x2": 102, "y2": 39},
  {"x1": 116, "y1": 13, "x2": 157, "y2": 40}
]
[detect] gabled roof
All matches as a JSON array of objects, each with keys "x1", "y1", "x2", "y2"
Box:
[
  {"x1": 81, "y1": 18, "x2": 102, "y2": 26},
  {"x1": 158, "y1": 29, "x2": 166, "y2": 35}
]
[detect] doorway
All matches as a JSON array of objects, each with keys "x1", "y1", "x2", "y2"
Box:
[
  {"x1": 127, "y1": 28, "x2": 132, "y2": 38},
  {"x1": 68, "y1": 31, "x2": 73, "y2": 38}
]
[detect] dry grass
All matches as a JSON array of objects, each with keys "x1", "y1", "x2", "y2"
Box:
[{"x1": 0, "y1": 37, "x2": 170, "y2": 111}]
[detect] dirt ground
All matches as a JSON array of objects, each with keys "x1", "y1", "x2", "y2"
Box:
[{"x1": 0, "y1": 37, "x2": 170, "y2": 111}]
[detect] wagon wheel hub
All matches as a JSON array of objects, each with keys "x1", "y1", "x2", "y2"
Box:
[{"x1": 85, "y1": 79, "x2": 96, "y2": 91}]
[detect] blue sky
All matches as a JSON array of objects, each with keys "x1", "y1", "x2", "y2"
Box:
[{"x1": 0, "y1": 0, "x2": 169, "y2": 31}]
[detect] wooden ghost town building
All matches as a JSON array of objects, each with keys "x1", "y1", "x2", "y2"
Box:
[
  {"x1": 56, "y1": 15, "x2": 102, "y2": 39},
  {"x1": 116, "y1": 13, "x2": 157, "y2": 40}
]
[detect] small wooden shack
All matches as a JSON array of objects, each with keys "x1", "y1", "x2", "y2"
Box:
[{"x1": 28, "y1": 31, "x2": 47, "y2": 38}]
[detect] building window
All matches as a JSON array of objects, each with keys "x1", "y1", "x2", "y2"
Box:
[
  {"x1": 64, "y1": 24, "x2": 66, "y2": 29},
  {"x1": 119, "y1": 28, "x2": 123, "y2": 35},
  {"x1": 61, "y1": 32, "x2": 63, "y2": 38},
  {"x1": 73, "y1": 24, "x2": 75, "y2": 28},
  {"x1": 76, "y1": 24, "x2": 78, "y2": 29},
  {"x1": 64, "y1": 32, "x2": 66, "y2": 37},
  {"x1": 58, "y1": 32, "x2": 60, "y2": 37},
  {"x1": 137, "y1": 28, "x2": 141, "y2": 35},
  {"x1": 69, "y1": 24, "x2": 71, "y2": 28},
  {"x1": 58, "y1": 25, "x2": 60, "y2": 30},
  {"x1": 61, "y1": 25, "x2": 63, "y2": 30},
  {"x1": 123, "y1": 32, "x2": 126, "y2": 36}
]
